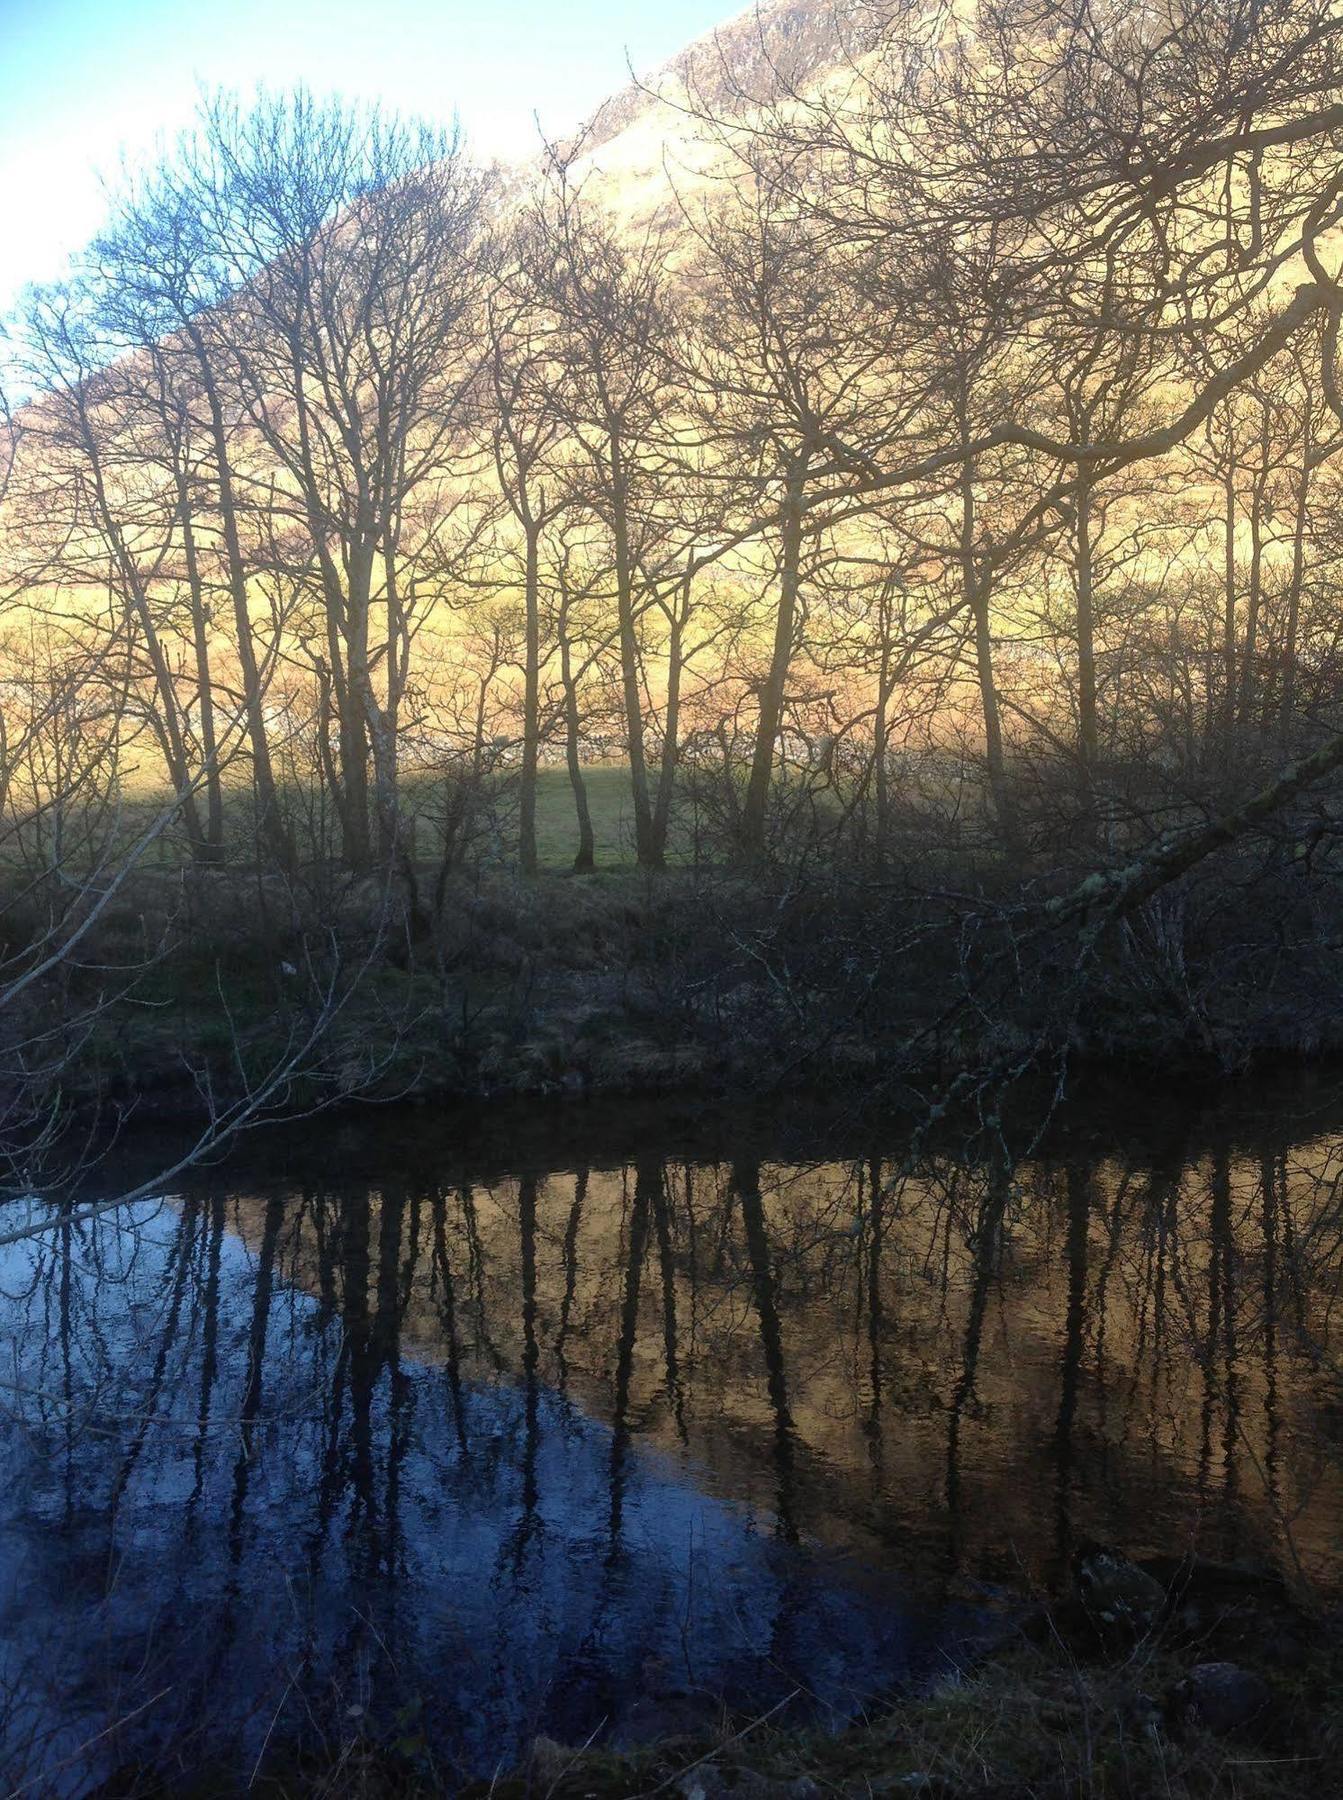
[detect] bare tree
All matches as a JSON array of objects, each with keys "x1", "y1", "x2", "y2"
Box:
[{"x1": 190, "y1": 92, "x2": 492, "y2": 871}]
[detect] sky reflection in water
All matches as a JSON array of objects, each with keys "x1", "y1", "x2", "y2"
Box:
[{"x1": 0, "y1": 1097, "x2": 1340, "y2": 1789}]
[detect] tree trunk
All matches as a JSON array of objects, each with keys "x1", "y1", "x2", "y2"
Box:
[
  {"x1": 741, "y1": 451, "x2": 810, "y2": 862},
  {"x1": 190, "y1": 330, "x2": 294, "y2": 874},
  {"x1": 519, "y1": 522, "x2": 541, "y2": 877},
  {"x1": 380, "y1": 541, "x2": 408, "y2": 870},
  {"x1": 341, "y1": 535, "x2": 380, "y2": 872},
  {"x1": 1237, "y1": 409, "x2": 1270, "y2": 732},
  {"x1": 650, "y1": 563, "x2": 690, "y2": 868},
  {"x1": 176, "y1": 477, "x2": 226, "y2": 862},
  {"x1": 557, "y1": 590, "x2": 595, "y2": 873},
  {"x1": 874, "y1": 595, "x2": 893, "y2": 856},
  {"x1": 960, "y1": 447, "x2": 1019, "y2": 854},
  {"x1": 609, "y1": 434, "x2": 657, "y2": 867},
  {"x1": 82, "y1": 431, "x2": 207, "y2": 858},
  {"x1": 1218, "y1": 455, "x2": 1238, "y2": 749},
  {"x1": 1074, "y1": 479, "x2": 1099, "y2": 783},
  {"x1": 1280, "y1": 427, "x2": 1312, "y2": 730}
]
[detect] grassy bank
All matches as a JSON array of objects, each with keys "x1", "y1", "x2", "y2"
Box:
[
  {"x1": 11, "y1": 731, "x2": 1343, "y2": 1142},
  {"x1": 473, "y1": 1633, "x2": 1342, "y2": 1800},
  {"x1": 156, "y1": 1556, "x2": 1343, "y2": 1797},
  {"x1": 18, "y1": 818, "x2": 1343, "y2": 1136}
]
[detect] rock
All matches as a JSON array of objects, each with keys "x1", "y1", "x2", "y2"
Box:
[
  {"x1": 673, "y1": 1769, "x2": 820, "y2": 1800},
  {"x1": 1154, "y1": 1553, "x2": 1316, "y2": 1663},
  {"x1": 1074, "y1": 1543, "x2": 1166, "y2": 1633},
  {"x1": 1146, "y1": 1553, "x2": 1287, "y2": 1605},
  {"x1": 863, "y1": 1777, "x2": 957, "y2": 1798},
  {"x1": 1172, "y1": 1661, "x2": 1273, "y2": 1737},
  {"x1": 1259, "y1": 1623, "x2": 1314, "y2": 1670}
]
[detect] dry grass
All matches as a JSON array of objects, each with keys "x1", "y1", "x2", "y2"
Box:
[
  {"x1": 458, "y1": 1628, "x2": 1343, "y2": 1800},
  {"x1": 126, "y1": 1624, "x2": 1338, "y2": 1799}
]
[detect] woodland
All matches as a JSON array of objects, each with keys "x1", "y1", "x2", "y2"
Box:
[{"x1": 3, "y1": 0, "x2": 1343, "y2": 1179}]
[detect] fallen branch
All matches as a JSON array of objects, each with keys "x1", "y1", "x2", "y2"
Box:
[{"x1": 1047, "y1": 728, "x2": 1343, "y2": 932}]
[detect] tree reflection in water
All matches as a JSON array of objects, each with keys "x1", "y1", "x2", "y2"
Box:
[{"x1": 0, "y1": 1087, "x2": 1341, "y2": 1789}]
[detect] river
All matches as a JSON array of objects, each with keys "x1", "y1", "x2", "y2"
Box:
[{"x1": 1, "y1": 1076, "x2": 1340, "y2": 1790}]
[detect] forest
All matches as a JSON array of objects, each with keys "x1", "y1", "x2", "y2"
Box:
[{"x1": 4, "y1": 0, "x2": 1343, "y2": 1166}]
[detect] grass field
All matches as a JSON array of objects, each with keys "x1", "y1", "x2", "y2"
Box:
[
  {"x1": 530, "y1": 765, "x2": 641, "y2": 868},
  {"x1": 20, "y1": 763, "x2": 666, "y2": 877},
  {"x1": 415, "y1": 763, "x2": 688, "y2": 870},
  {"x1": 7, "y1": 757, "x2": 861, "y2": 881}
]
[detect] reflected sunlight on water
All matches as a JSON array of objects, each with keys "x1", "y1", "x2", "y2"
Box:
[{"x1": 0, "y1": 1081, "x2": 1340, "y2": 1789}]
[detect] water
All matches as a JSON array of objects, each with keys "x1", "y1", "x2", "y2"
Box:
[{"x1": 1, "y1": 1078, "x2": 1341, "y2": 1790}]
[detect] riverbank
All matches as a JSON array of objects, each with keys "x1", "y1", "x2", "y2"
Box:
[
  {"x1": 34, "y1": 846, "x2": 1343, "y2": 1135},
  {"x1": 490, "y1": 1645, "x2": 1339, "y2": 1800},
  {"x1": 227, "y1": 1552, "x2": 1343, "y2": 1797}
]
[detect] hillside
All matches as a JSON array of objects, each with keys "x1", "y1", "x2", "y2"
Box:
[
  {"x1": 579, "y1": 0, "x2": 872, "y2": 154},
  {"x1": 545, "y1": 0, "x2": 887, "y2": 220}
]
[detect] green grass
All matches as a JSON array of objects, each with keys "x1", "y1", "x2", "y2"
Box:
[
  {"x1": 7, "y1": 758, "x2": 839, "y2": 879},
  {"x1": 530, "y1": 764, "x2": 639, "y2": 868},
  {"x1": 404, "y1": 762, "x2": 681, "y2": 871},
  {"x1": 2, "y1": 763, "x2": 658, "y2": 877}
]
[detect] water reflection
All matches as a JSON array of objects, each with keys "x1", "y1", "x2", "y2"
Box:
[{"x1": 1, "y1": 1088, "x2": 1341, "y2": 1789}]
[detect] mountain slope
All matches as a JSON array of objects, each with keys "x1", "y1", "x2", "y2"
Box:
[{"x1": 547, "y1": 0, "x2": 888, "y2": 222}]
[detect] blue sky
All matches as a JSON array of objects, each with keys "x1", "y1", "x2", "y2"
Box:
[{"x1": 0, "y1": 0, "x2": 733, "y2": 313}]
